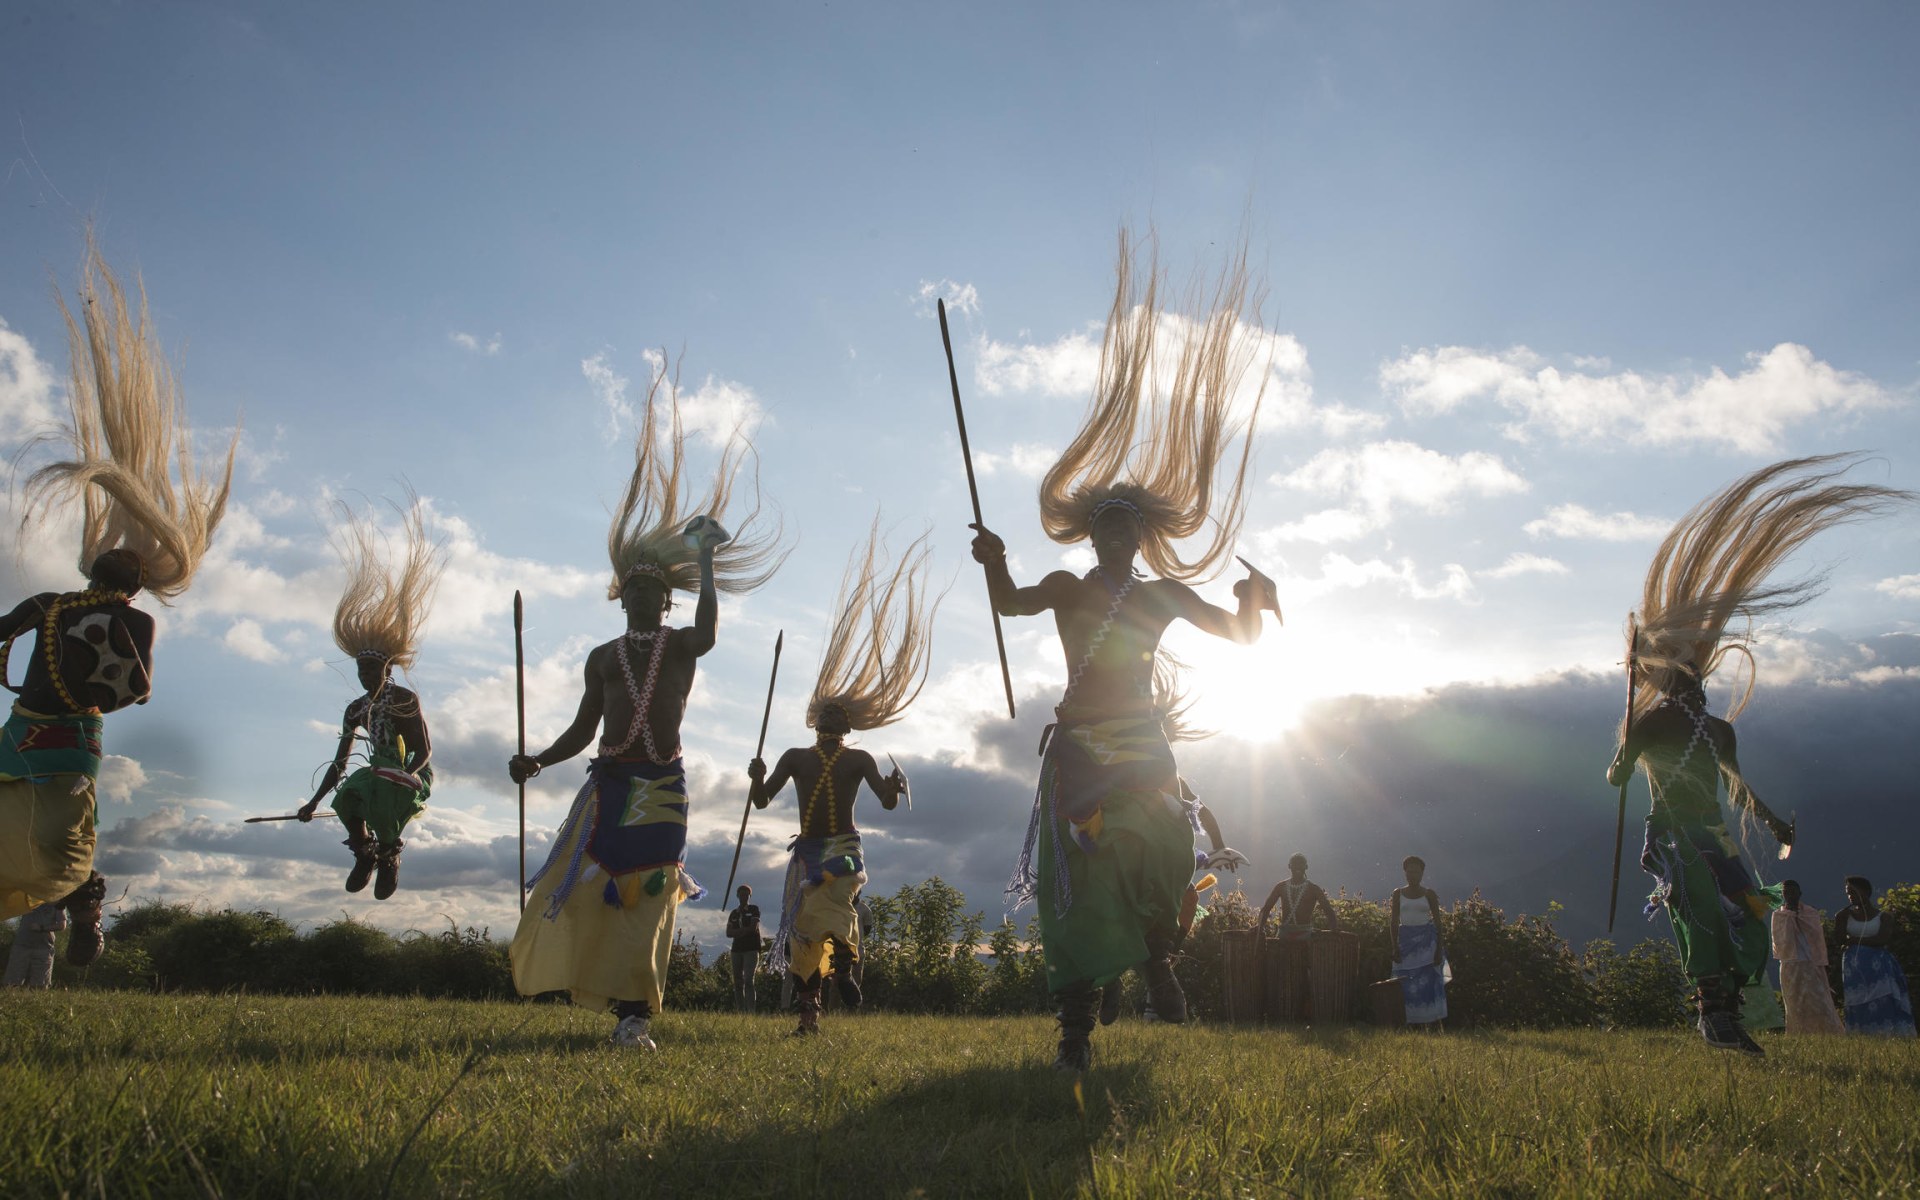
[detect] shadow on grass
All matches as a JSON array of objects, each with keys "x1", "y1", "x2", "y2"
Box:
[{"x1": 540, "y1": 1060, "x2": 1151, "y2": 1198}]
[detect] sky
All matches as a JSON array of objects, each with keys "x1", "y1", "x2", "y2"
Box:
[{"x1": 2, "y1": 2, "x2": 1917, "y2": 955}]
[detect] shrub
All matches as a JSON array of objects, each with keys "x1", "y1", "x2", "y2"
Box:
[
  {"x1": 1442, "y1": 894, "x2": 1596, "y2": 1028},
  {"x1": 1584, "y1": 938, "x2": 1689, "y2": 1028},
  {"x1": 147, "y1": 909, "x2": 298, "y2": 994}
]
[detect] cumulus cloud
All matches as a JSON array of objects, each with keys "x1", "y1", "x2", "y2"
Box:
[
  {"x1": 223, "y1": 618, "x2": 286, "y2": 664},
  {"x1": 587, "y1": 349, "x2": 769, "y2": 448},
  {"x1": 1480, "y1": 552, "x2": 1570, "y2": 580},
  {"x1": 1523, "y1": 503, "x2": 1672, "y2": 542},
  {"x1": 1269, "y1": 441, "x2": 1528, "y2": 542},
  {"x1": 1272, "y1": 551, "x2": 1478, "y2": 603},
  {"x1": 914, "y1": 279, "x2": 980, "y2": 318},
  {"x1": 0, "y1": 317, "x2": 58, "y2": 444},
  {"x1": 973, "y1": 443, "x2": 1058, "y2": 478},
  {"x1": 581, "y1": 352, "x2": 631, "y2": 439},
  {"x1": 96, "y1": 754, "x2": 150, "y2": 805},
  {"x1": 1874, "y1": 573, "x2": 1920, "y2": 600},
  {"x1": 1382, "y1": 343, "x2": 1896, "y2": 453},
  {"x1": 449, "y1": 331, "x2": 503, "y2": 356}
]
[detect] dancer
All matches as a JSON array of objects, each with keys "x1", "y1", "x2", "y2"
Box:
[
  {"x1": 1606, "y1": 455, "x2": 1912, "y2": 1055},
  {"x1": 297, "y1": 498, "x2": 444, "y2": 899},
  {"x1": 1770, "y1": 879, "x2": 1844, "y2": 1034},
  {"x1": 1, "y1": 244, "x2": 236, "y2": 965},
  {"x1": 978, "y1": 230, "x2": 1280, "y2": 1071},
  {"x1": 508, "y1": 369, "x2": 782, "y2": 1049},
  {"x1": 1390, "y1": 855, "x2": 1449, "y2": 1028},
  {"x1": 1257, "y1": 855, "x2": 1342, "y2": 934},
  {"x1": 750, "y1": 522, "x2": 931, "y2": 1036},
  {"x1": 1836, "y1": 876, "x2": 1915, "y2": 1037}
]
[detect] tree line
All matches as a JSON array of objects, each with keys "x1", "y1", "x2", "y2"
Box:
[{"x1": 8, "y1": 877, "x2": 1914, "y2": 1030}]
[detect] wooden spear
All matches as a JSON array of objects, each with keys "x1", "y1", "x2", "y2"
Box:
[
  {"x1": 721, "y1": 630, "x2": 783, "y2": 910},
  {"x1": 514, "y1": 590, "x2": 527, "y2": 913},
  {"x1": 938, "y1": 297, "x2": 1017, "y2": 720},
  {"x1": 1608, "y1": 613, "x2": 1638, "y2": 934}
]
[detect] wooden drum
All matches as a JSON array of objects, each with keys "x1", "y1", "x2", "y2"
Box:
[
  {"x1": 1368, "y1": 977, "x2": 1406, "y2": 1026},
  {"x1": 1308, "y1": 930, "x2": 1359, "y2": 1023},
  {"x1": 1262, "y1": 934, "x2": 1310, "y2": 1023},
  {"x1": 1220, "y1": 928, "x2": 1265, "y2": 1024}
]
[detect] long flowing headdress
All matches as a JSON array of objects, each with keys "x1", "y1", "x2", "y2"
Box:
[
  {"x1": 806, "y1": 518, "x2": 940, "y2": 731},
  {"x1": 25, "y1": 241, "x2": 238, "y2": 600},
  {"x1": 606, "y1": 358, "x2": 786, "y2": 600},
  {"x1": 330, "y1": 493, "x2": 445, "y2": 670},
  {"x1": 1627, "y1": 453, "x2": 1914, "y2": 731},
  {"x1": 1152, "y1": 649, "x2": 1206, "y2": 744},
  {"x1": 1036, "y1": 228, "x2": 1268, "y2": 582}
]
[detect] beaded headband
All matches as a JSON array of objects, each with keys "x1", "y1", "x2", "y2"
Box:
[
  {"x1": 355, "y1": 649, "x2": 392, "y2": 661},
  {"x1": 622, "y1": 561, "x2": 668, "y2": 584},
  {"x1": 1090, "y1": 497, "x2": 1144, "y2": 523}
]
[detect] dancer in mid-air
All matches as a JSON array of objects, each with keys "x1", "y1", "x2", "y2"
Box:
[
  {"x1": 1607, "y1": 455, "x2": 1912, "y2": 1055},
  {"x1": 976, "y1": 230, "x2": 1281, "y2": 1071},
  {"x1": 0, "y1": 243, "x2": 236, "y2": 964},
  {"x1": 509, "y1": 369, "x2": 783, "y2": 1050},
  {"x1": 750, "y1": 521, "x2": 932, "y2": 1036},
  {"x1": 297, "y1": 497, "x2": 445, "y2": 899}
]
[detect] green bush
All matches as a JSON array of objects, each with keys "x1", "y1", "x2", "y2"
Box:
[
  {"x1": 1442, "y1": 894, "x2": 1596, "y2": 1028},
  {"x1": 147, "y1": 909, "x2": 299, "y2": 994},
  {"x1": 1584, "y1": 938, "x2": 1690, "y2": 1028}
]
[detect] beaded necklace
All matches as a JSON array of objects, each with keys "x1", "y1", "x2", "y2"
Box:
[
  {"x1": 1060, "y1": 566, "x2": 1141, "y2": 709},
  {"x1": 605, "y1": 629, "x2": 676, "y2": 763},
  {"x1": 0, "y1": 589, "x2": 132, "y2": 714},
  {"x1": 803, "y1": 740, "x2": 844, "y2": 835}
]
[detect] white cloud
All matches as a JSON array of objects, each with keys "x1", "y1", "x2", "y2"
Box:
[
  {"x1": 1481, "y1": 553, "x2": 1570, "y2": 580},
  {"x1": 0, "y1": 317, "x2": 58, "y2": 444},
  {"x1": 1874, "y1": 574, "x2": 1920, "y2": 601},
  {"x1": 95, "y1": 754, "x2": 149, "y2": 804},
  {"x1": 582, "y1": 351, "x2": 631, "y2": 439},
  {"x1": 1382, "y1": 342, "x2": 1896, "y2": 453},
  {"x1": 1257, "y1": 507, "x2": 1378, "y2": 546},
  {"x1": 450, "y1": 331, "x2": 502, "y2": 356},
  {"x1": 223, "y1": 618, "x2": 286, "y2": 664},
  {"x1": 1523, "y1": 503, "x2": 1671, "y2": 542},
  {"x1": 1267, "y1": 441, "x2": 1527, "y2": 542},
  {"x1": 1284, "y1": 552, "x2": 1477, "y2": 603},
  {"x1": 915, "y1": 279, "x2": 980, "y2": 318},
  {"x1": 973, "y1": 442, "x2": 1058, "y2": 478},
  {"x1": 974, "y1": 327, "x2": 1101, "y2": 397}
]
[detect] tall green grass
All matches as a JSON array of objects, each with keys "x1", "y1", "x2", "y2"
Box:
[{"x1": 0, "y1": 992, "x2": 1914, "y2": 1197}]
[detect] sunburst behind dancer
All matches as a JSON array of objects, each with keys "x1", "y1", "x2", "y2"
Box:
[
  {"x1": 748, "y1": 519, "x2": 936, "y2": 1036},
  {"x1": 970, "y1": 229, "x2": 1281, "y2": 1072}
]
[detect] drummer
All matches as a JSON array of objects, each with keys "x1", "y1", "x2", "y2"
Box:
[{"x1": 1257, "y1": 854, "x2": 1341, "y2": 935}]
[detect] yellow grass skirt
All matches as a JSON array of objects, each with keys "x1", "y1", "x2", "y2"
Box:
[{"x1": 0, "y1": 774, "x2": 96, "y2": 920}]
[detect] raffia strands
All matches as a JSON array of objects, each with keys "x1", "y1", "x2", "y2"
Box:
[
  {"x1": 1152, "y1": 649, "x2": 1208, "y2": 745},
  {"x1": 1036, "y1": 228, "x2": 1269, "y2": 582},
  {"x1": 24, "y1": 240, "x2": 238, "y2": 601},
  {"x1": 605, "y1": 357, "x2": 786, "y2": 600},
  {"x1": 330, "y1": 492, "x2": 446, "y2": 670},
  {"x1": 807, "y1": 518, "x2": 941, "y2": 732},
  {"x1": 1626, "y1": 453, "x2": 1915, "y2": 732}
]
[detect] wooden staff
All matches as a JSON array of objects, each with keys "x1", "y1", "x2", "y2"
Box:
[
  {"x1": 514, "y1": 590, "x2": 527, "y2": 913},
  {"x1": 1608, "y1": 613, "x2": 1638, "y2": 934},
  {"x1": 938, "y1": 297, "x2": 1017, "y2": 720},
  {"x1": 721, "y1": 630, "x2": 783, "y2": 910}
]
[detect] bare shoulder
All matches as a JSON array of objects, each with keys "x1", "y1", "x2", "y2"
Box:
[{"x1": 843, "y1": 746, "x2": 878, "y2": 770}]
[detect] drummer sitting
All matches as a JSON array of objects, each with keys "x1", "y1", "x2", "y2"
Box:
[{"x1": 1258, "y1": 854, "x2": 1341, "y2": 936}]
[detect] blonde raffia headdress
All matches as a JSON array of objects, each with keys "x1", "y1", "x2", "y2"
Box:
[
  {"x1": 606, "y1": 357, "x2": 786, "y2": 601},
  {"x1": 1626, "y1": 453, "x2": 1914, "y2": 731},
  {"x1": 1036, "y1": 228, "x2": 1269, "y2": 582},
  {"x1": 25, "y1": 240, "x2": 238, "y2": 601},
  {"x1": 806, "y1": 518, "x2": 941, "y2": 732},
  {"x1": 330, "y1": 492, "x2": 445, "y2": 670}
]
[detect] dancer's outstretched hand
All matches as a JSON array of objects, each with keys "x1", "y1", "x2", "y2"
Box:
[
  {"x1": 508, "y1": 754, "x2": 542, "y2": 784},
  {"x1": 968, "y1": 523, "x2": 1006, "y2": 563},
  {"x1": 748, "y1": 757, "x2": 766, "y2": 782}
]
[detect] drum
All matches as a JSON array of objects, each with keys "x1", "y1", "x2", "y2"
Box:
[
  {"x1": 1369, "y1": 977, "x2": 1406, "y2": 1027},
  {"x1": 1308, "y1": 930, "x2": 1359, "y2": 1023},
  {"x1": 1220, "y1": 928, "x2": 1265, "y2": 1024},
  {"x1": 1262, "y1": 934, "x2": 1310, "y2": 1023}
]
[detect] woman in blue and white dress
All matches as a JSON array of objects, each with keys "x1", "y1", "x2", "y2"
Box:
[
  {"x1": 1836, "y1": 876, "x2": 1916, "y2": 1038},
  {"x1": 1391, "y1": 856, "x2": 1450, "y2": 1028}
]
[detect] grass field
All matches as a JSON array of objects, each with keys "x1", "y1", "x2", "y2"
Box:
[{"x1": 1, "y1": 993, "x2": 1916, "y2": 1198}]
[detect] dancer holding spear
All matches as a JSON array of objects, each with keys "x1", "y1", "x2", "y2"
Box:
[
  {"x1": 1606, "y1": 455, "x2": 1912, "y2": 1055},
  {"x1": 297, "y1": 495, "x2": 445, "y2": 900},
  {"x1": 748, "y1": 519, "x2": 934, "y2": 1036},
  {"x1": 970, "y1": 231, "x2": 1281, "y2": 1071},
  {"x1": 507, "y1": 365, "x2": 785, "y2": 1050}
]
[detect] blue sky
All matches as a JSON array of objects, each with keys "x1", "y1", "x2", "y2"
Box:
[{"x1": 3, "y1": 2, "x2": 1916, "y2": 947}]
